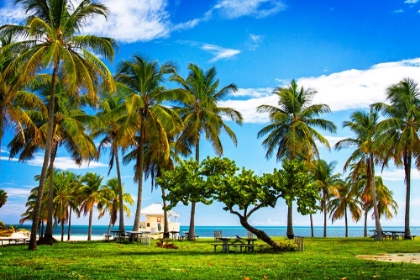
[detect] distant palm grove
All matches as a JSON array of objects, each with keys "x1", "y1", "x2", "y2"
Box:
[{"x1": 0, "y1": 1, "x2": 417, "y2": 251}]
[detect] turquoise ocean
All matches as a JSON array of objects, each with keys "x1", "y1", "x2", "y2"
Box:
[{"x1": 14, "y1": 225, "x2": 420, "y2": 238}]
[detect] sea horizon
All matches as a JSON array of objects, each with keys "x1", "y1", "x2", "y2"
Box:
[{"x1": 12, "y1": 224, "x2": 420, "y2": 238}]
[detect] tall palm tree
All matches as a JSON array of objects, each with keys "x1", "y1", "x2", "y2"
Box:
[
  {"x1": 310, "y1": 159, "x2": 342, "y2": 237},
  {"x1": 8, "y1": 75, "x2": 97, "y2": 244},
  {"x1": 98, "y1": 178, "x2": 134, "y2": 235},
  {"x1": 0, "y1": 0, "x2": 116, "y2": 250},
  {"x1": 92, "y1": 90, "x2": 132, "y2": 232},
  {"x1": 257, "y1": 79, "x2": 336, "y2": 239},
  {"x1": 170, "y1": 63, "x2": 243, "y2": 240},
  {"x1": 328, "y1": 179, "x2": 362, "y2": 237},
  {"x1": 0, "y1": 189, "x2": 7, "y2": 208},
  {"x1": 80, "y1": 172, "x2": 107, "y2": 241},
  {"x1": 372, "y1": 78, "x2": 420, "y2": 239},
  {"x1": 335, "y1": 108, "x2": 384, "y2": 240},
  {"x1": 109, "y1": 55, "x2": 187, "y2": 231}
]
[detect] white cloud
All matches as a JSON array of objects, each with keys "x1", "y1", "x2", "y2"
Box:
[
  {"x1": 1, "y1": 187, "x2": 31, "y2": 198},
  {"x1": 222, "y1": 58, "x2": 420, "y2": 123},
  {"x1": 0, "y1": 156, "x2": 18, "y2": 162},
  {"x1": 212, "y1": 0, "x2": 286, "y2": 19},
  {"x1": 394, "y1": 9, "x2": 405, "y2": 13},
  {"x1": 81, "y1": 0, "x2": 171, "y2": 43},
  {"x1": 0, "y1": 0, "x2": 27, "y2": 26},
  {"x1": 202, "y1": 44, "x2": 241, "y2": 62},
  {"x1": 231, "y1": 87, "x2": 272, "y2": 98},
  {"x1": 405, "y1": 0, "x2": 419, "y2": 4},
  {"x1": 26, "y1": 156, "x2": 107, "y2": 170},
  {"x1": 380, "y1": 169, "x2": 420, "y2": 181}
]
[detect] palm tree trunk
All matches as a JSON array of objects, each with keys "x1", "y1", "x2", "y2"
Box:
[
  {"x1": 133, "y1": 122, "x2": 145, "y2": 231},
  {"x1": 88, "y1": 208, "x2": 93, "y2": 241},
  {"x1": 364, "y1": 205, "x2": 368, "y2": 237},
  {"x1": 286, "y1": 203, "x2": 294, "y2": 239},
  {"x1": 28, "y1": 61, "x2": 59, "y2": 250},
  {"x1": 368, "y1": 156, "x2": 382, "y2": 240},
  {"x1": 161, "y1": 187, "x2": 169, "y2": 233},
  {"x1": 345, "y1": 209, "x2": 348, "y2": 237},
  {"x1": 323, "y1": 192, "x2": 327, "y2": 237},
  {"x1": 188, "y1": 139, "x2": 200, "y2": 241},
  {"x1": 61, "y1": 221, "x2": 64, "y2": 242},
  {"x1": 404, "y1": 152, "x2": 412, "y2": 239},
  {"x1": 67, "y1": 207, "x2": 71, "y2": 241},
  {"x1": 44, "y1": 143, "x2": 58, "y2": 244},
  {"x1": 115, "y1": 147, "x2": 124, "y2": 232}
]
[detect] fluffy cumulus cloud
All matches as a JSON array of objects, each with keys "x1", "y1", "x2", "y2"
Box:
[
  {"x1": 81, "y1": 0, "x2": 171, "y2": 43},
  {"x1": 405, "y1": 0, "x2": 419, "y2": 4},
  {"x1": 26, "y1": 156, "x2": 107, "y2": 170},
  {"x1": 223, "y1": 58, "x2": 420, "y2": 123},
  {"x1": 0, "y1": 0, "x2": 27, "y2": 26}
]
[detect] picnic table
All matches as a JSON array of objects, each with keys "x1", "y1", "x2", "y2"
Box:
[
  {"x1": 169, "y1": 230, "x2": 179, "y2": 241},
  {"x1": 214, "y1": 237, "x2": 258, "y2": 253},
  {"x1": 126, "y1": 230, "x2": 151, "y2": 244},
  {"x1": 370, "y1": 230, "x2": 416, "y2": 240},
  {"x1": 110, "y1": 230, "x2": 126, "y2": 242}
]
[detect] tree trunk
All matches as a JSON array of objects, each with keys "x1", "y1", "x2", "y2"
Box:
[
  {"x1": 67, "y1": 207, "x2": 71, "y2": 241},
  {"x1": 236, "y1": 213, "x2": 283, "y2": 251},
  {"x1": 115, "y1": 147, "x2": 125, "y2": 232},
  {"x1": 161, "y1": 187, "x2": 169, "y2": 233},
  {"x1": 345, "y1": 209, "x2": 348, "y2": 237},
  {"x1": 323, "y1": 192, "x2": 327, "y2": 237},
  {"x1": 309, "y1": 212, "x2": 314, "y2": 237},
  {"x1": 61, "y1": 221, "x2": 64, "y2": 242},
  {"x1": 88, "y1": 208, "x2": 93, "y2": 241},
  {"x1": 133, "y1": 122, "x2": 145, "y2": 231},
  {"x1": 187, "y1": 140, "x2": 200, "y2": 241},
  {"x1": 28, "y1": 61, "x2": 59, "y2": 250},
  {"x1": 43, "y1": 143, "x2": 58, "y2": 244},
  {"x1": 364, "y1": 205, "x2": 368, "y2": 237},
  {"x1": 368, "y1": 156, "x2": 382, "y2": 240},
  {"x1": 286, "y1": 203, "x2": 294, "y2": 239},
  {"x1": 404, "y1": 152, "x2": 412, "y2": 239}
]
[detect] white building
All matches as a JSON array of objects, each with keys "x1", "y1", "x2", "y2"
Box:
[{"x1": 139, "y1": 203, "x2": 180, "y2": 234}]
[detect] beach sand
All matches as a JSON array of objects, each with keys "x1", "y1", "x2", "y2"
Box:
[{"x1": 0, "y1": 231, "x2": 105, "y2": 242}]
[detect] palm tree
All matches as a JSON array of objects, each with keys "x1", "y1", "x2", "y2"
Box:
[
  {"x1": 0, "y1": 189, "x2": 7, "y2": 208},
  {"x1": 0, "y1": 0, "x2": 116, "y2": 250},
  {"x1": 310, "y1": 159, "x2": 342, "y2": 237},
  {"x1": 328, "y1": 179, "x2": 362, "y2": 237},
  {"x1": 335, "y1": 108, "x2": 384, "y2": 240},
  {"x1": 109, "y1": 55, "x2": 187, "y2": 231},
  {"x1": 372, "y1": 78, "x2": 420, "y2": 239},
  {"x1": 170, "y1": 63, "x2": 243, "y2": 240},
  {"x1": 80, "y1": 172, "x2": 107, "y2": 241},
  {"x1": 8, "y1": 75, "x2": 98, "y2": 244},
  {"x1": 257, "y1": 79, "x2": 336, "y2": 239},
  {"x1": 92, "y1": 90, "x2": 132, "y2": 232},
  {"x1": 98, "y1": 178, "x2": 134, "y2": 235}
]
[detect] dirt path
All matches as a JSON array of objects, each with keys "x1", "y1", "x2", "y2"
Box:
[{"x1": 357, "y1": 253, "x2": 420, "y2": 264}]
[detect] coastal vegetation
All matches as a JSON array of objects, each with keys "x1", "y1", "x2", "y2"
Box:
[
  {"x1": 1, "y1": 237, "x2": 419, "y2": 279},
  {"x1": 0, "y1": 0, "x2": 418, "y2": 253}
]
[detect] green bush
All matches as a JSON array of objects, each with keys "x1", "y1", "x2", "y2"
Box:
[
  {"x1": 0, "y1": 221, "x2": 5, "y2": 229},
  {"x1": 276, "y1": 241, "x2": 297, "y2": 251}
]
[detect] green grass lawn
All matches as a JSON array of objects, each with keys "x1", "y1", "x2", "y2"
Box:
[{"x1": 0, "y1": 237, "x2": 419, "y2": 279}]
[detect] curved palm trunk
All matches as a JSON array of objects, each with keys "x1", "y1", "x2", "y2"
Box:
[
  {"x1": 29, "y1": 61, "x2": 59, "y2": 250},
  {"x1": 115, "y1": 148, "x2": 124, "y2": 232},
  {"x1": 88, "y1": 208, "x2": 93, "y2": 241},
  {"x1": 368, "y1": 156, "x2": 382, "y2": 240},
  {"x1": 61, "y1": 221, "x2": 65, "y2": 242},
  {"x1": 323, "y1": 192, "x2": 327, "y2": 237},
  {"x1": 403, "y1": 152, "x2": 412, "y2": 239},
  {"x1": 286, "y1": 203, "x2": 294, "y2": 239},
  {"x1": 133, "y1": 122, "x2": 145, "y2": 231}
]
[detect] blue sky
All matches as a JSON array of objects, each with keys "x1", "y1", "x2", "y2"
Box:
[{"x1": 1, "y1": 0, "x2": 420, "y2": 229}]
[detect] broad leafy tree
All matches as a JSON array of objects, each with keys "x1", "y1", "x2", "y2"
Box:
[
  {"x1": 0, "y1": 0, "x2": 116, "y2": 250},
  {"x1": 372, "y1": 78, "x2": 420, "y2": 239},
  {"x1": 257, "y1": 79, "x2": 336, "y2": 238},
  {"x1": 335, "y1": 108, "x2": 384, "y2": 240},
  {"x1": 170, "y1": 63, "x2": 243, "y2": 240}
]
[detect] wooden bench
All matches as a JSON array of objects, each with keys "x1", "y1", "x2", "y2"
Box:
[{"x1": 230, "y1": 244, "x2": 255, "y2": 253}]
